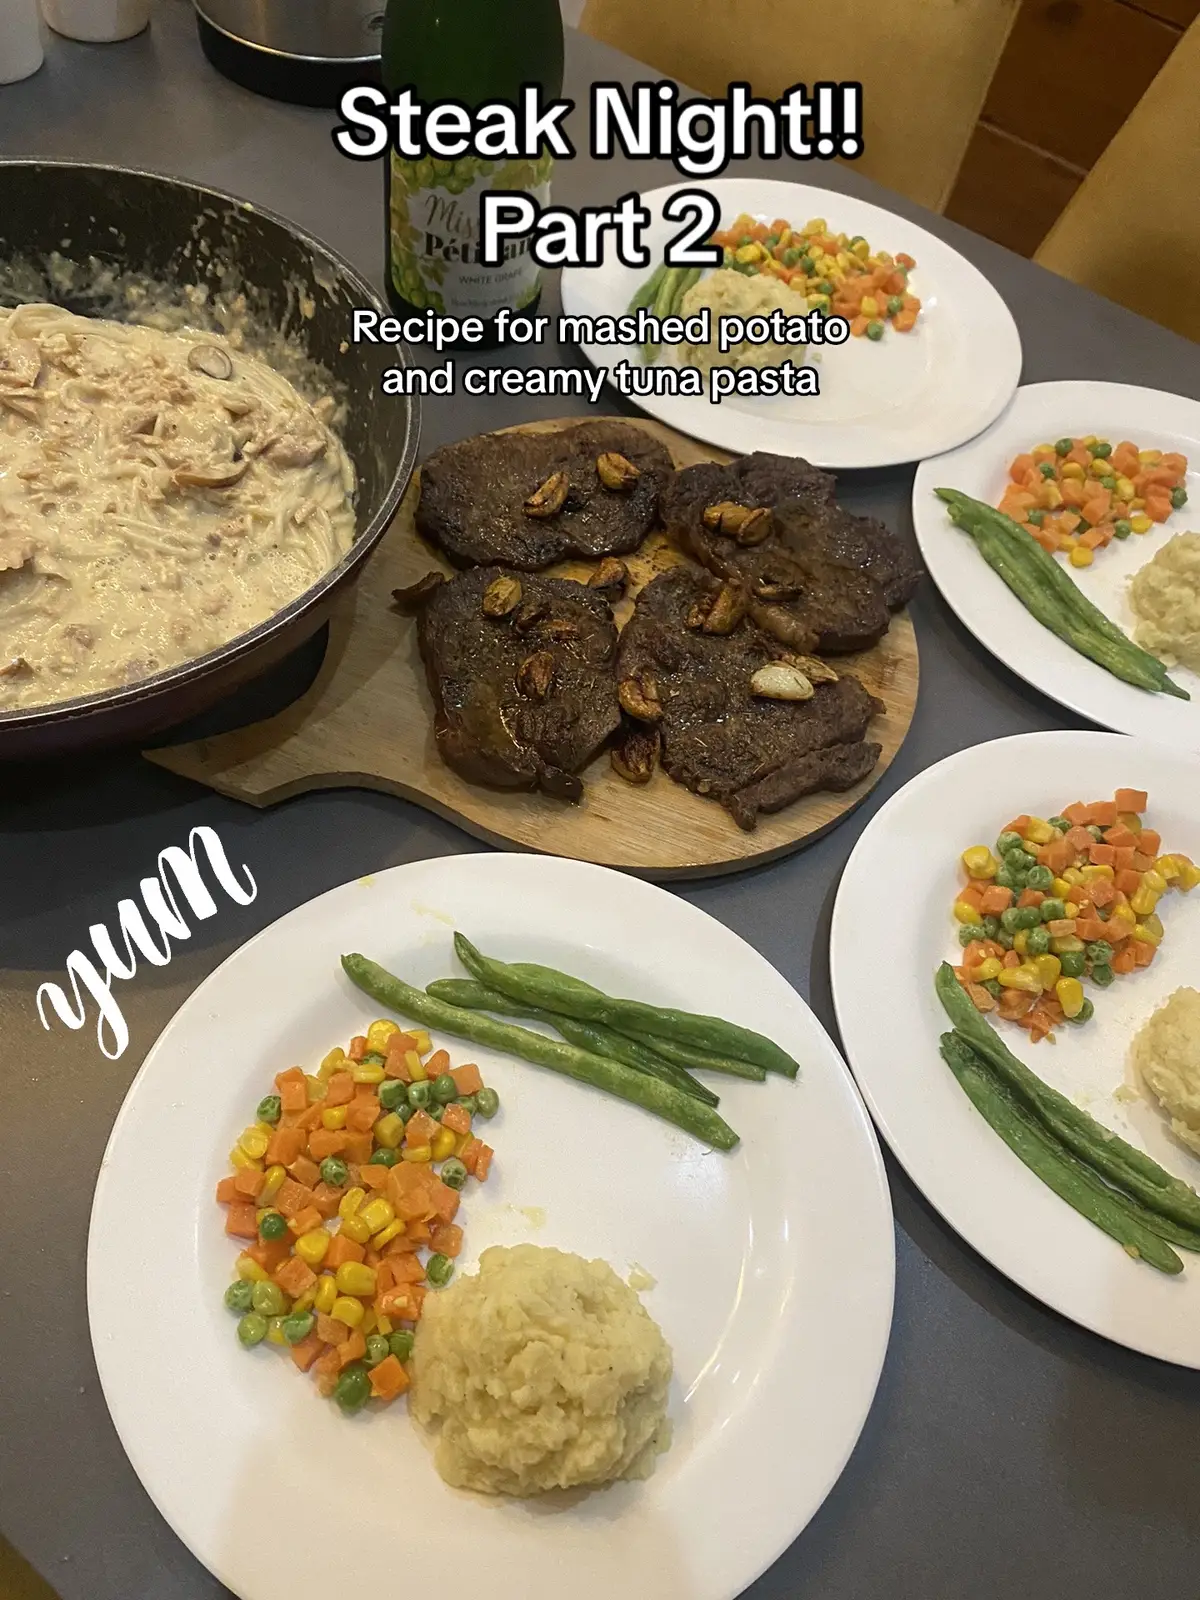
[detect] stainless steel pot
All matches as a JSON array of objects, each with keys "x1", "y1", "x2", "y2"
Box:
[
  {"x1": 195, "y1": 0, "x2": 384, "y2": 107},
  {"x1": 0, "y1": 160, "x2": 419, "y2": 763}
]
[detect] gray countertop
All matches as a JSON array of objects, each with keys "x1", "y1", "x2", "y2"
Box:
[{"x1": 2, "y1": 6, "x2": 1200, "y2": 1598}]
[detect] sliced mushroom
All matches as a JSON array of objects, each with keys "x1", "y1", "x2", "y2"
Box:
[
  {"x1": 611, "y1": 725, "x2": 660, "y2": 784},
  {"x1": 481, "y1": 574, "x2": 523, "y2": 618},
  {"x1": 0, "y1": 390, "x2": 41, "y2": 423},
  {"x1": 701, "y1": 581, "x2": 748, "y2": 635},
  {"x1": 523, "y1": 470, "x2": 569, "y2": 519},
  {"x1": 586, "y1": 557, "x2": 629, "y2": 597},
  {"x1": 187, "y1": 343, "x2": 234, "y2": 380},
  {"x1": 618, "y1": 674, "x2": 662, "y2": 722},
  {"x1": 173, "y1": 459, "x2": 249, "y2": 491},
  {"x1": 596, "y1": 451, "x2": 642, "y2": 491},
  {"x1": 0, "y1": 338, "x2": 42, "y2": 389},
  {"x1": 391, "y1": 572, "x2": 445, "y2": 612},
  {"x1": 750, "y1": 662, "x2": 815, "y2": 701},
  {"x1": 516, "y1": 650, "x2": 556, "y2": 700},
  {"x1": 513, "y1": 598, "x2": 550, "y2": 633}
]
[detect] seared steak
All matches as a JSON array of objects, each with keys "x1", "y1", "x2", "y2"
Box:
[
  {"x1": 405, "y1": 567, "x2": 620, "y2": 800},
  {"x1": 616, "y1": 568, "x2": 884, "y2": 830},
  {"x1": 660, "y1": 452, "x2": 920, "y2": 650},
  {"x1": 416, "y1": 420, "x2": 674, "y2": 569}
]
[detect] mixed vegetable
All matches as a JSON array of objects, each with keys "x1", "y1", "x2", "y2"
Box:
[
  {"x1": 215, "y1": 1022, "x2": 497, "y2": 1415},
  {"x1": 998, "y1": 437, "x2": 1189, "y2": 567},
  {"x1": 709, "y1": 212, "x2": 920, "y2": 335},
  {"x1": 935, "y1": 488, "x2": 1189, "y2": 699},
  {"x1": 951, "y1": 789, "x2": 1199, "y2": 1041},
  {"x1": 341, "y1": 934, "x2": 801, "y2": 1153},
  {"x1": 936, "y1": 965, "x2": 1200, "y2": 1275}
]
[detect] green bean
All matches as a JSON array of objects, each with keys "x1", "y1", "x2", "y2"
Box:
[
  {"x1": 939, "y1": 1034, "x2": 1182, "y2": 1275},
  {"x1": 425, "y1": 978, "x2": 720, "y2": 1106},
  {"x1": 608, "y1": 1026, "x2": 766, "y2": 1082},
  {"x1": 341, "y1": 954, "x2": 740, "y2": 1150},
  {"x1": 454, "y1": 933, "x2": 798, "y2": 1078},
  {"x1": 652, "y1": 266, "x2": 686, "y2": 320},
  {"x1": 625, "y1": 262, "x2": 667, "y2": 316},
  {"x1": 936, "y1": 963, "x2": 1200, "y2": 1227}
]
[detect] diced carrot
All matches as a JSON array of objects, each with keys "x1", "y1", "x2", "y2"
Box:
[
  {"x1": 1139, "y1": 829, "x2": 1161, "y2": 857},
  {"x1": 1115, "y1": 868, "x2": 1141, "y2": 896},
  {"x1": 1104, "y1": 822, "x2": 1138, "y2": 847},
  {"x1": 265, "y1": 1126, "x2": 305, "y2": 1167},
  {"x1": 440, "y1": 1102, "x2": 472, "y2": 1136},
  {"x1": 278, "y1": 1081, "x2": 307, "y2": 1115},
  {"x1": 368, "y1": 1353, "x2": 410, "y2": 1401},
  {"x1": 342, "y1": 1131, "x2": 375, "y2": 1165},
  {"x1": 326, "y1": 1234, "x2": 366, "y2": 1269},
  {"x1": 389, "y1": 1252, "x2": 427, "y2": 1284},
  {"x1": 287, "y1": 1206, "x2": 322, "y2": 1238},
  {"x1": 1079, "y1": 526, "x2": 1108, "y2": 551},
  {"x1": 385, "y1": 1033, "x2": 420, "y2": 1080},
  {"x1": 311, "y1": 1182, "x2": 342, "y2": 1219},
  {"x1": 1132, "y1": 939, "x2": 1156, "y2": 968},
  {"x1": 316, "y1": 1313, "x2": 350, "y2": 1345},
  {"x1": 1010, "y1": 454, "x2": 1035, "y2": 482},
  {"x1": 225, "y1": 1202, "x2": 259, "y2": 1240},
  {"x1": 1114, "y1": 789, "x2": 1147, "y2": 813},
  {"x1": 1088, "y1": 878, "x2": 1116, "y2": 907},
  {"x1": 231, "y1": 1168, "x2": 264, "y2": 1202},
  {"x1": 1017, "y1": 888, "x2": 1045, "y2": 909},
  {"x1": 405, "y1": 1108, "x2": 438, "y2": 1147},
  {"x1": 958, "y1": 881, "x2": 987, "y2": 912},
  {"x1": 379, "y1": 1286, "x2": 419, "y2": 1320},
  {"x1": 980, "y1": 885, "x2": 1013, "y2": 915},
  {"x1": 474, "y1": 1145, "x2": 493, "y2": 1181},
  {"x1": 427, "y1": 1178, "x2": 461, "y2": 1222},
  {"x1": 288, "y1": 1154, "x2": 320, "y2": 1188},
  {"x1": 385, "y1": 1232, "x2": 421, "y2": 1256},
  {"x1": 325, "y1": 1071, "x2": 355, "y2": 1106},
  {"x1": 347, "y1": 1035, "x2": 369, "y2": 1062},
  {"x1": 346, "y1": 1096, "x2": 380, "y2": 1134},
  {"x1": 307, "y1": 1128, "x2": 347, "y2": 1161},
  {"x1": 407, "y1": 1219, "x2": 432, "y2": 1245},
  {"x1": 1131, "y1": 851, "x2": 1156, "y2": 872},
  {"x1": 430, "y1": 1222, "x2": 464, "y2": 1258},
  {"x1": 364, "y1": 1247, "x2": 381, "y2": 1268},
  {"x1": 245, "y1": 1235, "x2": 292, "y2": 1271},
  {"x1": 998, "y1": 988, "x2": 1035, "y2": 1019},
  {"x1": 338, "y1": 1329, "x2": 367, "y2": 1368},
  {"x1": 1112, "y1": 946, "x2": 1138, "y2": 975},
  {"x1": 216, "y1": 1175, "x2": 239, "y2": 1205},
  {"x1": 1160, "y1": 453, "x2": 1187, "y2": 477},
  {"x1": 1045, "y1": 919, "x2": 1077, "y2": 937},
  {"x1": 1074, "y1": 917, "x2": 1108, "y2": 943},
  {"x1": 360, "y1": 1163, "x2": 391, "y2": 1190},
  {"x1": 1002, "y1": 950, "x2": 1021, "y2": 969},
  {"x1": 450, "y1": 1062, "x2": 484, "y2": 1096},
  {"x1": 1060, "y1": 802, "x2": 1087, "y2": 824},
  {"x1": 297, "y1": 1103, "x2": 326, "y2": 1133},
  {"x1": 289, "y1": 1333, "x2": 324, "y2": 1373},
  {"x1": 1065, "y1": 826, "x2": 1094, "y2": 853},
  {"x1": 274, "y1": 1177, "x2": 315, "y2": 1219},
  {"x1": 850, "y1": 314, "x2": 870, "y2": 337},
  {"x1": 1085, "y1": 801, "x2": 1118, "y2": 827},
  {"x1": 1088, "y1": 842, "x2": 1116, "y2": 867},
  {"x1": 313, "y1": 1348, "x2": 342, "y2": 1396},
  {"x1": 274, "y1": 1254, "x2": 318, "y2": 1299}
]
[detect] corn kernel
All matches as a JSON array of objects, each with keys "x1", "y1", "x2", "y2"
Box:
[
  {"x1": 402, "y1": 1144, "x2": 432, "y2": 1163},
  {"x1": 998, "y1": 967, "x2": 1041, "y2": 993},
  {"x1": 304, "y1": 1074, "x2": 327, "y2": 1104},
  {"x1": 961, "y1": 845, "x2": 998, "y2": 879},
  {"x1": 734, "y1": 242, "x2": 761, "y2": 263},
  {"x1": 1142, "y1": 869, "x2": 1168, "y2": 895},
  {"x1": 321, "y1": 1105, "x2": 348, "y2": 1131},
  {"x1": 1131, "y1": 921, "x2": 1161, "y2": 945},
  {"x1": 1060, "y1": 462, "x2": 1085, "y2": 481},
  {"x1": 1052, "y1": 877, "x2": 1073, "y2": 900},
  {"x1": 454, "y1": 1132, "x2": 471, "y2": 1157},
  {"x1": 405, "y1": 1050, "x2": 426, "y2": 1082},
  {"x1": 411, "y1": 1030, "x2": 432, "y2": 1054},
  {"x1": 1033, "y1": 953, "x2": 1062, "y2": 990},
  {"x1": 238, "y1": 1126, "x2": 271, "y2": 1161},
  {"x1": 259, "y1": 1164, "x2": 287, "y2": 1205},
  {"x1": 1108, "y1": 902, "x2": 1136, "y2": 932},
  {"x1": 1115, "y1": 476, "x2": 1136, "y2": 501},
  {"x1": 1064, "y1": 867, "x2": 1086, "y2": 886},
  {"x1": 292, "y1": 1285, "x2": 317, "y2": 1314},
  {"x1": 431, "y1": 1127, "x2": 457, "y2": 1162},
  {"x1": 1024, "y1": 818, "x2": 1057, "y2": 845},
  {"x1": 953, "y1": 899, "x2": 981, "y2": 924},
  {"x1": 318, "y1": 1047, "x2": 347, "y2": 1081},
  {"x1": 1051, "y1": 934, "x2": 1085, "y2": 954},
  {"x1": 1155, "y1": 855, "x2": 1182, "y2": 881},
  {"x1": 1138, "y1": 448, "x2": 1162, "y2": 465},
  {"x1": 373, "y1": 1112, "x2": 406, "y2": 1150},
  {"x1": 372, "y1": 1220, "x2": 406, "y2": 1248},
  {"x1": 331, "y1": 1295, "x2": 365, "y2": 1329},
  {"x1": 1117, "y1": 812, "x2": 1143, "y2": 833},
  {"x1": 351, "y1": 1062, "x2": 386, "y2": 1085},
  {"x1": 236, "y1": 1254, "x2": 270, "y2": 1283},
  {"x1": 1043, "y1": 483, "x2": 1065, "y2": 510},
  {"x1": 375, "y1": 1313, "x2": 394, "y2": 1336},
  {"x1": 1069, "y1": 545, "x2": 1093, "y2": 568},
  {"x1": 1130, "y1": 513, "x2": 1152, "y2": 534},
  {"x1": 338, "y1": 1186, "x2": 365, "y2": 1220},
  {"x1": 367, "y1": 1020, "x2": 400, "y2": 1053},
  {"x1": 1178, "y1": 861, "x2": 1200, "y2": 891},
  {"x1": 1140, "y1": 912, "x2": 1165, "y2": 943},
  {"x1": 314, "y1": 1274, "x2": 338, "y2": 1315},
  {"x1": 267, "y1": 1316, "x2": 289, "y2": 1346},
  {"x1": 229, "y1": 1146, "x2": 263, "y2": 1173},
  {"x1": 295, "y1": 1228, "x2": 331, "y2": 1267},
  {"x1": 335, "y1": 1263, "x2": 378, "y2": 1299},
  {"x1": 1064, "y1": 902, "x2": 1080, "y2": 919},
  {"x1": 358, "y1": 1198, "x2": 394, "y2": 1235},
  {"x1": 339, "y1": 1213, "x2": 371, "y2": 1245},
  {"x1": 1087, "y1": 457, "x2": 1111, "y2": 479},
  {"x1": 1055, "y1": 976, "x2": 1085, "y2": 1019},
  {"x1": 972, "y1": 957, "x2": 1003, "y2": 981},
  {"x1": 1012, "y1": 930, "x2": 1030, "y2": 955},
  {"x1": 1131, "y1": 884, "x2": 1160, "y2": 916},
  {"x1": 1082, "y1": 863, "x2": 1114, "y2": 881},
  {"x1": 361, "y1": 1308, "x2": 377, "y2": 1336},
  {"x1": 1130, "y1": 497, "x2": 1145, "y2": 511}
]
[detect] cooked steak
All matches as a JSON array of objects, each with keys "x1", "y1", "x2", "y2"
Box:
[
  {"x1": 416, "y1": 420, "x2": 674, "y2": 569},
  {"x1": 616, "y1": 568, "x2": 884, "y2": 830},
  {"x1": 406, "y1": 566, "x2": 620, "y2": 800},
  {"x1": 660, "y1": 452, "x2": 920, "y2": 650}
]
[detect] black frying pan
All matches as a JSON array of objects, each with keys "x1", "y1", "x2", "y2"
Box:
[{"x1": 0, "y1": 160, "x2": 419, "y2": 762}]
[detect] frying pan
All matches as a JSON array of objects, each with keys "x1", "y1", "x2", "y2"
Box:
[{"x1": 0, "y1": 160, "x2": 419, "y2": 762}]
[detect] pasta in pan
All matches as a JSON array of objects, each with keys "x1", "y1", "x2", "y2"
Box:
[{"x1": 0, "y1": 302, "x2": 356, "y2": 711}]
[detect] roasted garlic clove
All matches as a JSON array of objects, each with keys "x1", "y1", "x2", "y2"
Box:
[
  {"x1": 481, "y1": 574, "x2": 523, "y2": 617},
  {"x1": 750, "y1": 662, "x2": 815, "y2": 700},
  {"x1": 618, "y1": 674, "x2": 662, "y2": 722},
  {"x1": 596, "y1": 451, "x2": 642, "y2": 491},
  {"x1": 523, "y1": 470, "x2": 570, "y2": 518},
  {"x1": 610, "y1": 725, "x2": 660, "y2": 784},
  {"x1": 586, "y1": 557, "x2": 630, "y2": 596},
  {"x1": 516, "y1": 650, "x2": 556, "y2": 699}
]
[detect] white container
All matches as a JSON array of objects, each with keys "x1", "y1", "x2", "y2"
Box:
[
  {"x1": 41, "y1": 0, "x2": 153, "y2": 42},
  {"x1": 0, "y1": 0, "x2": 44, "y2": 83}
]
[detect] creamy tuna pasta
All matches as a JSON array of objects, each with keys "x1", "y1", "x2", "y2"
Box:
[{"x1": 0, "y1": 302, "x2": 356, "y2": 711}]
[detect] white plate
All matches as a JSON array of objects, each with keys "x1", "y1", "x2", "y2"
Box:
[
  {"x1": 913, "y1": 380, "x2": 1200, "y2": 743},
  {"x1": 88, "y1": 853, "x2": 894, "y2": 1600},
  {"x1": 831, "y1": 730, "x2": 1200, "y2": 1366},
  {"x1": 560, "y1": 177, "x2": 1022, "y2": 469}
]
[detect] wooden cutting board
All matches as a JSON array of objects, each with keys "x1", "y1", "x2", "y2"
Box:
[{"x1": 146, "y1": 418, "x2": 919, "y2": 879}]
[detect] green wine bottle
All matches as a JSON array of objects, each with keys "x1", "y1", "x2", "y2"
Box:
[{"x1": 382, "y1": 0, "x2": 565, "y2": 336}]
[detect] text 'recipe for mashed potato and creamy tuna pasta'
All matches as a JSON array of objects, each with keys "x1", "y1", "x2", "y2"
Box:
[{"x1": 0, "y1": 303, "x2": 356, "y2": 712}]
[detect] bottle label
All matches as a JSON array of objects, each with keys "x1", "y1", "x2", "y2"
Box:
[{"x1": 389, "y1": 151, "x2": 553, "y2": 318}]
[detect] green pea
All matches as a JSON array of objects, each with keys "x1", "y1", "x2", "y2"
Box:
[
  {"x1": 1087, "y1": 825, "x2": 1105, "y2": 842},
  {"x1": 367, "y1": 1148, "x2": 398, "y2": 1168},
  {"x1": 320, "y1": 1156, "x2": 348, "y2": 1188},
  {"x1": 1027, "y1": 509, "x2": 1045, "y2": 527},
  {"x1": 887, "y1": 294, "x2": 904, "y2": 316},
  {"x1": 379, "y1": 1079, "x2": 408, "y2": 1112},
  {"x1": 866, "y1": 320, "x2": 885, "y2": 341},
  {"x1": 426, "y1": 1253, "x2": 454, "y2": 1288},
  {"x1": 993, "y1": 865, "x2": 1016, "y2": 891},
  {"x1": 432, "y1": 1073, "x2": 458, "y2": 1105},
  {"x1": 474, "y1": 1087, "x2": 500, "y2": 1120},
  {"x1": 1026, "y1": 865, "x2": 1054, "y2": 891},
  {"x1": 395, "y1": 1100, "x2": 415, "y2": 1123},
  {"x1": 1039, "y1": 898, "x2": 1066, "y2": 922},
  {"x1": 981, "y1": 979, "x2": 1003, "y2": 1000},
  {"x1": 237, "y1": 1312, "x2": 268, "y2": 1348},
  {"x1": 457, "y1": 1093, "x2": 478, "y2": 1115},
  {"x1": 817, "y1": 278, "x2": 834, "y2": 295},
  {"x1": 360, "y1": 1052, "x2": 386, "y2": 1067},
  {"x1": 428, "y1": 1103, "x2": 444, "y2": 1122},
  {"x1": 1099, "y1": 476, "x2": 1116, "y2": 493},
  {"x1": 765, "y1": 233, "x2": 779, "y2": 249},
  {"x1": 364, "y1": 1334, "x2": 391, "y2": 1367},
  {"x1": 1059, "y1": 950, "x2": 1086, "y2": 978},
  {"x1": 258, "y1": 1210, "x2": 287, "y2": 1242},
  {"x1": 389, "y1": 1330, "x2": 415, "y2": 1362},
  {"x1": 1048, "y1": 816, "x2": 1071, "y2": 832},
  {"x1": 981, "y1": 916, "x2": 1002, "y2": 940},
  {"x1": 1038, "y1": 461, "x2": 1057, "y2": 480},
  {"x1": 256, "y1": 1094, "x2": 282, "y2": 1125},
  {"x1": 1090, "y1": 440, "x2": 1112, "y2": 459},
  {"x1": 282, "y1": 1311, "x2": 314, "y2": 1346},
  {"x1": 1026, "y1": 926, "x2": 1051, "y2": 956},
  {"x1": 1015, "y1": 906, "x2": 1042, "y2": 930},
  {"x1": 996, "y1": 930, "x2": 1014, "y2": 950},
  {"x1": 224, "y1": 1280, "x2": 254, "y2": 1314},
  {"x1": 1068, "y1": 998, "x2": 1096, "y2": 1024},
  {"x1": 1090, "y1": 962, "x2": 1115, "y2": 988},
  {"x1": 1113, "y1": 518, "x2": 1133, "y2": 539},
  {"x1": 1171, "y1": 486, "x2": 1188, "y2": 510},
  {"x1": 333, "y1": 1362, "x2": 371, "y2": 1414},
  {"x1": 407, "y1": 1080, "x2": 433, "y2": 1110},
  {"x1": 958, "y1": 922, "x2": 987, "y2": 947},
  {"x1": 1054, "y1": 438, "x2": 1072, "y2": 457},
  {"x1": 440, "y1": 1157, "x2": 468, "y2": 1192},
  {"x1": 1086, "y1": 940, "x2": 1114, "y2": 966},
  {"x1": 782, "y1": 246, "x2": 801, "y2": 267},
  {"x1": 996, "y1": 833, "x2": 1023, "y2": 856},
  {"x1": 251, "y1": 1281, "x2": 287, "y2": 1318},
  {"x1": 1076, "y1": 517, "x2": 1091, "y2": 534}
]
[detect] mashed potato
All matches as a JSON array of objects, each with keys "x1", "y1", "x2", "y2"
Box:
[
  {"x1": 1131, "y1": 986, "x2": 1200, "y2": 1154},
  {"x1": 677, "y1": 268, "x2": 811, "y2": 375},
  {"x1": 410, "y1": 1244, "x2": 672, "y2": 1496},
  {"x1": 1129, "y1": 532, "x2": 1200, "y2": 673}
]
